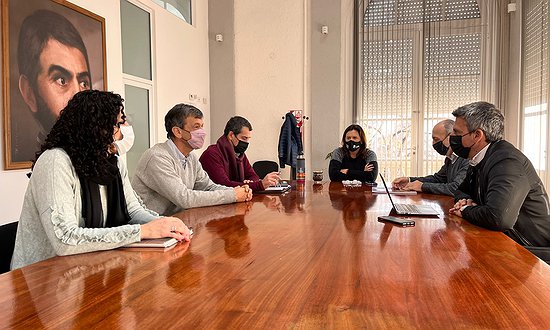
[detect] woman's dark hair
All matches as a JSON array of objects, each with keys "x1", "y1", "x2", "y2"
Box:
[
  {"x1": 34, "y1": 90, "x2": 125, "y2": 179},
  {"x1": 341, "y1": 124, "x2": 369, "y2": 159}
]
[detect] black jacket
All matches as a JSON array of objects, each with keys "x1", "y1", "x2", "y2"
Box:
[
  {"x1": 410, "y1": 155, "x2": 469, "y2": 196},
  {"x1": 456, "y1": 140, "x2": 550, "y2": 247},
  {"x1": 278, "y1": 113, "x2": 303, "y2": 168},
  {"x1": 328, "y1": 147, "x2": 378, "y2": 183}
]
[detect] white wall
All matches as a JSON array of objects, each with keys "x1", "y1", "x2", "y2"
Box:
[
  {"x1": 233, "y1": 0, "x2": 305, "y2": 161},
  {"x1": 232, "y1": 0, "x2": 306, "y2": 178},
  {"x1": 209, "y1": 0, "x2": 354, "y2": 179},
  {"x1": 0, "y1": 0, "x2": 210, "y2": 225},
  {"x1": 208, "y1": 0, "x2": 236, "y2": 140},
  {"x1": 152, "y1": 1, "x2": 211, "y2": 143}
]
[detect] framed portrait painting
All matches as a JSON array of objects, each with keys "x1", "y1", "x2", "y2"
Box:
[{"x1": 2, "y1": 0, "x2": 107, "y2": 169}]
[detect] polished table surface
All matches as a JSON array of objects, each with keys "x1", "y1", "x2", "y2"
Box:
[{"x1": 2, "y1": 181, "x2": 550, "y2": 328}]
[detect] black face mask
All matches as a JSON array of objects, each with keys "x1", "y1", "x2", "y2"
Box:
[
  {"x1": 432, "y1": 140, "x2": 449, "y2": 156},
  {"x1": 449, "y1": 134, "x2": 474, "y2": 159},
  {"x1": 234, "y1": 139, "x2": 249, "y2": 154},
  {"x1": 345, "y1": 140, "x2": 362, "y2": 151}
]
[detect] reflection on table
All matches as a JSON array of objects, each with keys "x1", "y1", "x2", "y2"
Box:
[{"x1": 1, "y1": 181, "x2": 550, "y2": 328}]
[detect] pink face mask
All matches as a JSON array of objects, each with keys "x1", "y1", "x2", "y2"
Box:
[{"x1": 184, "y1": 128, "x2": 206, "y2": 149}]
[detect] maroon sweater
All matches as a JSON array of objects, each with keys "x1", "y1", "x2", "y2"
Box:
[{"x1": 199, "y1": 135, "x2": 264, "y2": 191}]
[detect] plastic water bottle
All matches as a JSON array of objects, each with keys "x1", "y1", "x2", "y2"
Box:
[{"x1": 296, "y1": 152, "x2": 306, "y2": 183}]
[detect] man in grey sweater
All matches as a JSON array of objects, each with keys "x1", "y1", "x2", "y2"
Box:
[
  {"x1": 132, "y1": 104, "x2": 252, "y2": 215},
  {"x1": 392, "y1": 119, "x2": 469, "y2": 196}
]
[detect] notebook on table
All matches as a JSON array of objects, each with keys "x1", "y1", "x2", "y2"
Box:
[
  {"x1": 379, "y1": 174, "x2": 439, "y2": 216},
  {"x1": 257, "y1": 183, "x2": 291, "y2": 194},
  {"x1": 125, "y1": 238, "x2": 178, "y2": 248}
]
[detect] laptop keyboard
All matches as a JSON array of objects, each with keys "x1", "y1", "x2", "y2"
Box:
[{"x1": 395, "y1": 204, "x2": 421, "y2": 214}]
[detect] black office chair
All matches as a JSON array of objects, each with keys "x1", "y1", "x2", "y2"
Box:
[
  {"x1": 253, "y1": 160, "x2": 279, "y2": 179},
  {"x1": 0, "y1": 221, "x2": 18, "y2": 273}
]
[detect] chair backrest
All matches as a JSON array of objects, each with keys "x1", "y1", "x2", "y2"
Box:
[
  {"x1": 253, "y1": 160, "x2": 279, "y2": 179},
  {"x1": 0, "y1": 222, "x2": 18, "y2": 273}
]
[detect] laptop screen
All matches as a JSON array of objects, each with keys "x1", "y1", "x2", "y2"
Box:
[{"x1": 379, "y1": 174, "x2": 397, "y2": 209}]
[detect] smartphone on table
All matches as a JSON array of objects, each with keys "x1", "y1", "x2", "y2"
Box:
[{"x1": 378, "y1": 216, "x2": 415, "y2": 227}]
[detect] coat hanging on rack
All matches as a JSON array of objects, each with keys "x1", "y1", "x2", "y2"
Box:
[{"x1": 278, "y1": 112, "x2": 303, "y2": 168}]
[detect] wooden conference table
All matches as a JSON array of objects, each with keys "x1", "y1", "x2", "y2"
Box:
[{"x1": 2, "y1": 181, "x2": 550, "y2": 329}]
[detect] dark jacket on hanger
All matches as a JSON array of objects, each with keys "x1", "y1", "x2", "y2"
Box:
[
  {"x1": 278, "y1": 113, "x2": 303, "y2": 168},
  {"x1": 455, "y1": 140, "x2": 550, "y2": 249}
]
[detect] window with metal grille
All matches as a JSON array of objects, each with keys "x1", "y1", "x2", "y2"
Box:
[{"x1": 359, "y1": 0, "x2": 481, "y2": 179}]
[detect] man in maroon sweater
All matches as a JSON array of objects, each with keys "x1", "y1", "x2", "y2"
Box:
[{"x1": 200, "y1": 116, "x2": 280, "y2": 191}]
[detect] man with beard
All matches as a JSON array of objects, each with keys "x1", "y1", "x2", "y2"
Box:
[
  {"x1": 16, "y1": 10, "x2": 91, "y2": 162},
  {"x1": 199, "y1": 116, "x2": 280, "y2": 191}
]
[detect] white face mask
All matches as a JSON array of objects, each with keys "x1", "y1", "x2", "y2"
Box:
[{"x1": 114, "y1": 125, "x2": 135, "y2": 155}]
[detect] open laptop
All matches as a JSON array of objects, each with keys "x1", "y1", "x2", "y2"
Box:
[{"x1": 379, "y1": 174, "x2": 439, "y2": 216}]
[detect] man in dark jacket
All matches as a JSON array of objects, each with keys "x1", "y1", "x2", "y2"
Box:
[
  {"x1": 449, "y1": 101, "x2": 550, "y2": 262},
  {"x1": 200, "y1": 116, "x2": 280, "y2": 192},
  {"x1": 392, "y1": 119, "x2": 469, "y2": 196}
]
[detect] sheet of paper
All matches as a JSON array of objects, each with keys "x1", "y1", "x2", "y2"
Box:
[{"x1": 372, "y1": 187, "x2": 417, "y2": 195}]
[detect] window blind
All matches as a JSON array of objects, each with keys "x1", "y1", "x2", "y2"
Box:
[
  {"x1": 359, "y1": 0, "x2": 482, "y2": 178},
  {"x1": 521, "y1": 0, "x2": 549, "y2": 184}
]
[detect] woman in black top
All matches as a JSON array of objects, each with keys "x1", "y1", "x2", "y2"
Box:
[{"x1": 329, "y1": 124, "x2": 378, "y2": 183}]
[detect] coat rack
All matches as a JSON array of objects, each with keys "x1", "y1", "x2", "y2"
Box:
[
  {"x1": 282, "y1": 110, "x2": 309, "y2": 137},
  {"x1": 280, "y1": 110, "x2": 308, "y2": 180}
]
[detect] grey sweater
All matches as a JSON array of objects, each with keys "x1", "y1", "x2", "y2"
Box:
[
  {"x1": 132, "y1": 141, "x2": 235, "y2": 215},
  {"x1": 410, "y1": 155, "x2": 469, "y2": 196},
  {"x1": 11, "y1": 149, "x2": 159, "y2": 270}
]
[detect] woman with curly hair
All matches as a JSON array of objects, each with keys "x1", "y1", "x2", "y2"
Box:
[
  {"x1": 11, "y1": 90, "x2": 191, "y2": 269},
  {"x1": 329, "y1": 124, "x2": 378, "y2": 183}
]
